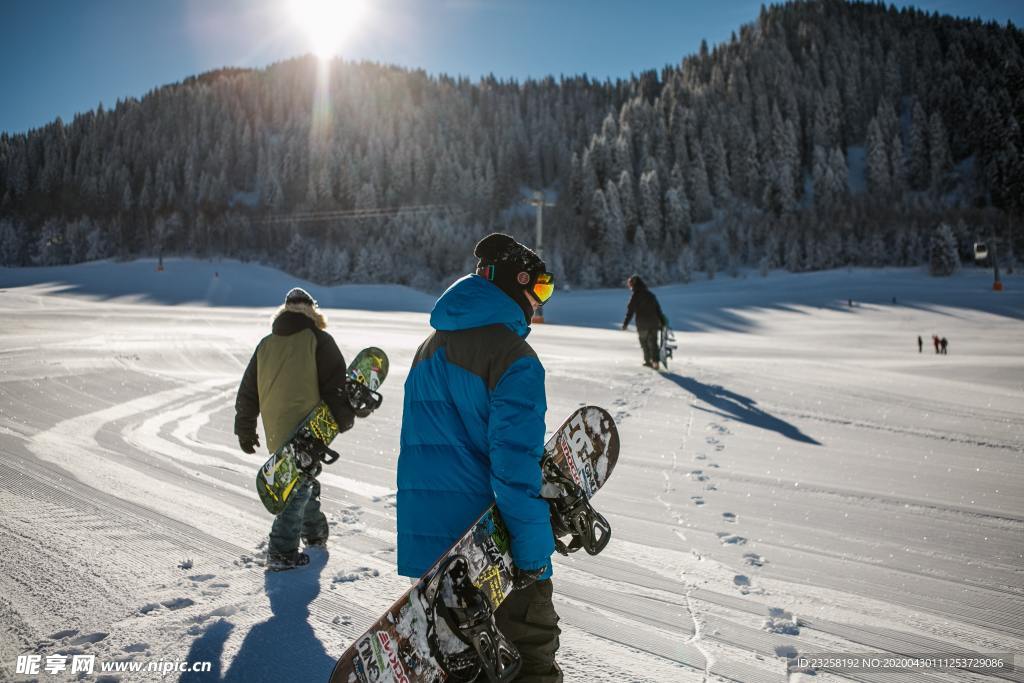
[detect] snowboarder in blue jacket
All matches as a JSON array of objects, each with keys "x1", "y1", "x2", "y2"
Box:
[{"x1": 398, "y1": 233, "x2": 561, "y2": 682}]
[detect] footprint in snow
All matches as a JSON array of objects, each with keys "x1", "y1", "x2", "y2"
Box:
[
  {"x1": 733, "y1": 574, "x2": 763, "y2": 595},
  {"x1": 160, "y1": 597, "x2": 195, "y2": 611},
  {"x1": 704, "y1": 437, "x2": 725, "y2": 452},
  {"x1": 68, "y1": 632, "x2": 108, "y2": 645},
  {"x1": 722, "y1": 512, "x2": 736, "y2": 523},
  {"x1": 189, "y1": 574, "x2": 216, "y2": 582},
  {"x1": 707, "y1": 423, "x2": 732, "y2": 436},
  {"x1": 716, "y1": 532, "x2": 747, "y2": 545},
  {"x1": 689, "y1": 470, "x2": 709, "y2": 482},
  {"x1": 763, "y1": 608, "x2": 800, "y2": 635},
  {"x1": 743, "y1": 552, "x2": 766, "y2": 567},
  {"x1": 333, "y1": 615, "x2": 353, "y2": 626},
  {"x1": 48, "y1": 629, "x2": 79, "y2": 640},
  {"x1": 775, "y1": 644, "x2": 799, "y2": 659},
  {"x1": 332, "y1": 567, "x2": 380, "y2": 585},
  {"x1": 694, "y1": 453, "x2": 707, "y2": 461},
  {"x1": 122, "y1": 643, "x2": 149, "y2": 653},
  {"x1": 690, "y1": 496, "x2": 705, "y2": 506},
  {"x1": 704, "y1": 483, "x2": 718, "y2": 491}
]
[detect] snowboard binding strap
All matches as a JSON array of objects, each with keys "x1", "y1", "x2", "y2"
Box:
[
  {"x1": 423, "y1": 555, "x2": 521, "y2": 683},
  {"x1": 344, "y1": 379, "x2": 383, "y2": 418},
  {"x1": 292, "y1": 432, "x2": 340, "y2": 475},
  {"x1": 542, "y1": 457, "x2": 612, "y2": 556}
]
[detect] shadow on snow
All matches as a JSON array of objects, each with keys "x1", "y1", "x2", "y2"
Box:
[
  {"x1": 179, "y1": 550, "x2": 335, "y2": 683},
  {"x1": 660, "y1": 371, "x2": 821, "y2": 445}
]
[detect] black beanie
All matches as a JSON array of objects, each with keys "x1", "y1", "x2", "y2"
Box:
[{"x1": 474, "y1": 233, "x2": 546, "y2": 323}]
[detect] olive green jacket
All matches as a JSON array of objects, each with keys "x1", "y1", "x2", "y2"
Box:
[{"x1": 234, "y1": 310, "x2": 354, "y2": 453}]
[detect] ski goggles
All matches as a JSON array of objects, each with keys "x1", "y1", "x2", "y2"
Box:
[
  {"x1": 476, "y1": 266, "x2": 555, "y2": 303},
  {"x1": 531, "y1": 272, "x2": 555, "y2": 303}
]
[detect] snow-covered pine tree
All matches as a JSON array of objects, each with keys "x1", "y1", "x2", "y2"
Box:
[
  {"x1": 928, "y1": 112, "x2": 952, "y2": 194},
  {"x1": 908, "y1": 101, "x2": 930, "y2": 191},
  {"x1": 866, "y1": 118, "x2": 891, "y2": 197},
  {"x1": 928, "y1": 222, "x2": 961, "y2": 276},
  {"x1": 638, "y1": 168, "x2": 663, "y2": 246}
]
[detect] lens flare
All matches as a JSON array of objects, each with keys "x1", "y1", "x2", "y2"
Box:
[{"x1": 289, "y1": 0, "x2": 366, "y2": 59}]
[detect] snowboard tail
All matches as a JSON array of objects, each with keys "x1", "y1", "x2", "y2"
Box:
[
  {"x1": 659, "y1": 326, "x2": 677, "y2": 369},
  {"x1": 255, "y1": 347, "x2": 389, "y2": 515},
  {"x1": 329, "y1": 405, "x2": 618, "y2": 683}
]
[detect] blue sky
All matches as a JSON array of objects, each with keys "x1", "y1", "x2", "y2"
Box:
[{"x1": 1, "y1": 0, "x2": 1021, "y2": 134}]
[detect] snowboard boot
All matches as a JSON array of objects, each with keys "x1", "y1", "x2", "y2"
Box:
[
  {"x1": 266, "y1": 550, "x2": 311, "y2": 572},
  {"x1": 304, "y1": 537, "x2": 328, "y2": 548}
]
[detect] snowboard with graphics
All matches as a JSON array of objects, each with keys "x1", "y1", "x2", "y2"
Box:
[
  {"x1": 659, "y1": 326, "x2": 677, "y2": 370},
  {"x1": 328, "y1": 406, "x2": 619, "y2": 683},
  {"x1": 256, "y1": 346, "x2": 388, "y2": 515}
]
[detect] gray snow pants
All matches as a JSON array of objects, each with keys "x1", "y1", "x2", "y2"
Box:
[
  {"x1": 638, "y1": 327, "x2": 660, "y2": 366},
  {"x1": 493, "y1": 579, "x2": 562, "y2": 683},
  {"x1": 268, "y1": 478, "x2": 329, "y2": 556}
]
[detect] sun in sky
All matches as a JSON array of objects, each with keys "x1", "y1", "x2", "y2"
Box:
[{"x1": 288, "y1": 0, "x2": 368, "y2": 59}]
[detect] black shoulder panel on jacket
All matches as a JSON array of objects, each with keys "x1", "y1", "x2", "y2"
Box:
[{"x1": 415, "y1": 324, "x2": 536, "y2": 391}]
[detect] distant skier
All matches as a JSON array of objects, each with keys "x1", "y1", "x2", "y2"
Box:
[
  {"x1": 917, "y1": 335, "x2": 923, "y2": 353},
  {"x1": 940, "y1": 337, "x2": 949, "y2": 355},
  {"x1": 622, "y1": 274, "x2": 668, "y2": 370},
  {"x1": 398, "y1": 233, "x2": 561, "y2": 680},
  {"x1": 933, "y1": 335, "x2": 941, "y2": 354},
  {"x1": 234, "y1": 288, "x2": 359, "y2": 571}
]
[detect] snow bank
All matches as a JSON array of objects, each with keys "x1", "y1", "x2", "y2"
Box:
[{"x1": 0, "y1": 258, "x2": 436, "y2": 312}]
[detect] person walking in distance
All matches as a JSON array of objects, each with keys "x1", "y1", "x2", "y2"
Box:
[
  {"x1": 622, "y1": 274, "x2": 668, "y2": 370},
  {"x1": 398, "y1": 233, "x2": 562, "y2": 682},
  {"x1": 918, "y1": 335, "x2": 923, "y2": 353}
]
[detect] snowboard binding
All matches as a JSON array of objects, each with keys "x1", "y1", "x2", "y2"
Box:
[
  {"x1": 542, "y1": 457, "x2": 612, "y2": 556},
  {"x1": 292, "y1": 430, "x2": 340, "y2": 475},
  {"x1": 423, "y1": 555, "x2": 521, "y2": 683},
  {"x1": 344, "y1": 379, "x2": 383, "y2": 418}
]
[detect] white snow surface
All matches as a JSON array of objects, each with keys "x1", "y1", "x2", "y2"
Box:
[{"x1": 0, "y1": 259, "x2": 1022, "y2": 682}]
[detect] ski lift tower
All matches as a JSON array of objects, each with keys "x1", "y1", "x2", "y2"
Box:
[
  {"x1": 976, "y1": 232, "x2": 1003, "y2": 291},
  {"x1": 527, "y1": 191, "x2": 555, "y2": 323}
]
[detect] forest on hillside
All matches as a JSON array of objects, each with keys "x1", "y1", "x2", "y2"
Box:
[{"x1": 0, "y1": 0, "x2": 1021, "y2": 287}]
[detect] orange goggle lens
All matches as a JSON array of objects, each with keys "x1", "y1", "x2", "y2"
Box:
[{"x1": 532, "y1": 273, "x2": 555, "y2": 303}]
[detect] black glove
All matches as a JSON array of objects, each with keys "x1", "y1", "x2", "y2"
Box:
[
  {"x1": 238, "y1": 432, "x2": 260, "y2": 454},
  {"x1": 512, "y1": 564, "x2": 546, "y2": 591}
]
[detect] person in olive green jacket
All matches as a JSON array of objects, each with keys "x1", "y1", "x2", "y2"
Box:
[{"x1": 234, "y1": 287, "x2": 356, "y2": 571}]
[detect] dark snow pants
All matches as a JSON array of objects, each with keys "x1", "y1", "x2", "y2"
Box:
[
  {"x1": 637, "y1": 327, "x2": 660, "y2": 366},
  {"x1": 269, "y1": 478, "x2": 329, "y2": 556},
  {"x1": 493, "y1": 579, "x2": 562, "y2": 683}
]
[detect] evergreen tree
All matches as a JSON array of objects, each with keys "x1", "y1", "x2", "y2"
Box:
[
  {"x1": 638, "y1": 169, "x2": 663, "y2": 245},
  {"x1": 865, "y1": 118, "x2": 891, "y2": 197},
  {"x1": 907, "y1": 101, "x2": 930, "y2": 190},
  {"x1": 929, "y1": 222, "x2": 960, "y2": 276},
  {"x1": 928, "y1": 112, "x2": 952, "y2": 193}
]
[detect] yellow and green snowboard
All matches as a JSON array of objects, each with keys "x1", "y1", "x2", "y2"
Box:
[{"x1": 256, "y1": 346, "x2": 388, "y2": 515}]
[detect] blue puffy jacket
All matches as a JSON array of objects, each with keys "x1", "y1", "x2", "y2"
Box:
[{"x1": 397, "y1": 274, "x2": 553, "y2": 579}]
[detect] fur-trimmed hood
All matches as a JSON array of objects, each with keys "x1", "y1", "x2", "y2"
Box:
[{"x1": 273, "y1": 302, "x2": 327, "y2": 330}]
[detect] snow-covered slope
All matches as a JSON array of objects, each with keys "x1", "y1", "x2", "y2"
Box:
[{"x1": 0, "y1": 261, "x2": 1021, "y2": 682}]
